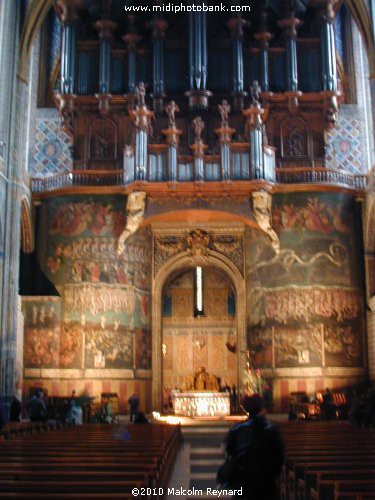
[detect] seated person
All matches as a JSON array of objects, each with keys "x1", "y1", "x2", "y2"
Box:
[
  {"x1": 9, "y1": 395, "x2": 22, "y2": 422},
  {"x1": 101, "y1": 399, "x2": 113, "y2": 424},
  {"x1": 67, "y1": 400, "x2": 83, "y2": 425},
  {"x1": 134, "y1": 411, "x2": 149, "y2": 424}
]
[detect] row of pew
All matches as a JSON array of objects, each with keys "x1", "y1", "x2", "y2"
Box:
[
  {"x1": 279, "y1": 421, "x2": 375, "y2": 500},
  {"x1": 0, "y1": 422, "x2": 181, "y2": 499}
]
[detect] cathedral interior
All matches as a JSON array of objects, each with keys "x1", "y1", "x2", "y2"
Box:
[{"x1": 0, "y1": 0, "x2": 374, "y2": 417}]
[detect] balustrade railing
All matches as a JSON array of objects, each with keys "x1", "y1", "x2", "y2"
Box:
[
  {"x1": 31, "y1": 164, "x2": 367, "y2": 193},
  {"x1": 275, "y1": 167, "x2": 367, "y2": 190}
]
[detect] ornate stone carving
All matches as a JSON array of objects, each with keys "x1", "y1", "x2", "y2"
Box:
[
  {"x1": 192, "y1": 116, "x2": 205, "y2": 141},
  {"x1": 251, "y1": 190, "x2": 280, "y2": 252},
  {"x1": 218, "y1": 100, "x2": 231, "y2": 128},
  {"x1": 153, "y1": 225, "x2": 244, "y2": 275},
  {"x1": 249, "y1": 80, "x2": 262, "y2": 105},
  {"x1": 187, "y1": 229, "x2": 210, "y2": 256},
  {"x1": 136, "y1": 82, "x2": 146, "y2": 107},
  {"x1": 165, "y1": 100, "x2": 179, "y2": 128},
  {"x1": 117, "y1": 192, "x2": 147, "y2": 255}
]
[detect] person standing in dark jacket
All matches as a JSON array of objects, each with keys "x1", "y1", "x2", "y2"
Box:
[
  {"x1": 9, "y1": 395, "x2": 22, "y2": 422},
  {"x1": 128, "y1": 392, "x2": 139, "y2": 422},
  {"x1": 0, "y1": 397, "x2": 7, "y2": 431},
  {"x1": 223, "y1": 394, "x2": 285, "y2": 500}
]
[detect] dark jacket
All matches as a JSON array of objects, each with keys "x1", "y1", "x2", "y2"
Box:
[{"x1": 225, "y1": 415, "x2": 285, "y2": 500}]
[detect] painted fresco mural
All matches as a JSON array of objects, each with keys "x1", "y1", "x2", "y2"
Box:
[
  {"x1": 23, "y1": 195, "x2": 151, "y2": 378},
  {"x1": 247, "y1": 192, "x2": 365, "y2": 370},
  {"x1": 23, "y1": 297, "x2": 61, "y2": 369}
]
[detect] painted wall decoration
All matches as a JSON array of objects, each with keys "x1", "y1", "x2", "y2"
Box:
[
  {"x1": 135, "y1": 329, "x2": 151, "y2": 369},
  {"x1": 274, "y1": 325, "x2": 323, "y2": 368},
  {"x1": 246, "y1": 192, "x2": 365, "y2": 370},
  {"x1": 22, "y1": 195, "x2": 152, "y2": 381},
  {"x1": 22, "y1": 297, "x2": 61, "y2": 369},
  {"x1": 85, "y1": 324, "x2": 133, "y2": 369},
  {"x1": 30, "y1": 108, "x2": 73, "y2": 177},
  {"x1": 325, "y1": 105, "x2": 367, "y2": 174}
]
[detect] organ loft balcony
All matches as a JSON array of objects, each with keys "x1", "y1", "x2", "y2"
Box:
[{"x1": 31, "y1": 0, "x2": 367, "y2": 196}]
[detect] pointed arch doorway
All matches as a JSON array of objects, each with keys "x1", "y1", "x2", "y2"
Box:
[{"x1": 151, "y1": 250, "x2": 247, "y2": 411}]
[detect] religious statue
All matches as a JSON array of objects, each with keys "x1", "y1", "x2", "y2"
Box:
[
  {"x1": 250, "y1": 80, "x2": 262, "y2": 106},
  {"x1": 117, "y1": 191, "x2": 146, "y2": 255},
  {"x1": 194, "y1": 367, "x2": 210, "y2": 390},
  {"x1": 192, "y1": 116, "x2": 205, "y2": 141},
  {"x1": 218, "y1": 100, "x2": 231, "y2": 128},
  {"x1": 165, "y1": 100, "x2": 179, "y2": 128},
  {"x1": 187, "y1": 229, "x2": 210, "y2": 256},
  {"x1": 136, "y1": 82, "x2": 146, "y2": 107}
]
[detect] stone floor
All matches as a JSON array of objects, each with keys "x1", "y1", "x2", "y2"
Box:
[
  {"x1": 166, "y1": 414, "x2": 287, "y2": 499},
  {"x1": 167, "y1": 424, "x2": 232, "y2": 500}
]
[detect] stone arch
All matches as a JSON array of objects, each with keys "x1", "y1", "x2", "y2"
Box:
[
  {"x1": 20, "y1": 198, "x2": 34, "y2": 253},
  {"x1": 151, "y1": 248, "x2": 246, "y2": 410}
]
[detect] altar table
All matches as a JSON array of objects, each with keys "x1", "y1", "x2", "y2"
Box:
[{"x1": 171, "y1": 391, "x2": 230, "y2": 417}]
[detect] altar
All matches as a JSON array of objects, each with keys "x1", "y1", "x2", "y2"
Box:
[{"x1": 171, "y1": 391, "x2": 230, "y2": 417}]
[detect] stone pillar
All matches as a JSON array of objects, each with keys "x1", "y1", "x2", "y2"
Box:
[
  {"x1": 0, "y1": 0, "x2": 31, "y2": 400},
  {"x1": 129, "y1": 83, "x2": 154, "y2": 180}
]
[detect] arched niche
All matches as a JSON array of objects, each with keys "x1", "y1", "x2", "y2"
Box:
[{"x1": 151, "y1": 249, "x2": 246, "y2": 410}]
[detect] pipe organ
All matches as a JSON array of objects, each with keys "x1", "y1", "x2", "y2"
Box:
[{"x1": 52, "y1": 0, "x2": 341, "y2": 184}]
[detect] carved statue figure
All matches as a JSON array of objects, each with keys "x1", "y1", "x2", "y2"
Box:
[
  {"x1": 218, "y1": 100, "x2": 231, "y2": 127},
  {"x1": 252, "y1": 190, "x2": 280, "y2": 253},
  {"x1": 194, "y1": 367, "x2": 210, "y2": 390},
  {"x1": 136, "y1": 82, "x2": 146, "y2": 107},
  {"x1": 117, "y1": 192, "x2": 146, "y2": 255},
  {"x1": 250, "y1": 80, "x2": 262, "y2": 105},
  {"x1": 192, "y1": 116, "x2": 205, "y2": 141},
  {"x1": 187, "y1": 229, "x2": 210, "y2": 256},
  {"x1": 165, "y1": 100, "x2": 179, "y2": 128}
]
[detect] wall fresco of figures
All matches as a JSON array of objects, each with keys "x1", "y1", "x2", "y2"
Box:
[
  {"x1": 22, "y1": 195, "x2": 152, "y2": 381},
  {"x1": 246, "y1": 192, "x2": 365, "y2": 370},
  {"x1": 23, "y1": 297, "x2": 61, "y2": 369}
]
